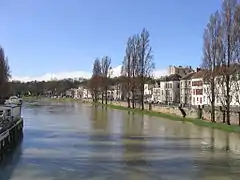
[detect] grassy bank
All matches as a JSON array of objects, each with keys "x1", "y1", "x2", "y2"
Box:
[
  {"x1": 96, "y1": 102, "x2": 240, "y2": 134},
  {"x1": 23, "y1": 96, "x2": 240, "y2": 133},
  {"x1": 22, "y1": 96, "x2": 76, "y2": 103}
]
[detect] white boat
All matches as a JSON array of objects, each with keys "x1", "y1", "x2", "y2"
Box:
[{"x1": 4, "y1": 96, "x2": 22, "y2": 105}]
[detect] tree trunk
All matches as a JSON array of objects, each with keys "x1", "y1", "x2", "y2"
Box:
[
  {"x1": 127, "y1": 97, "x2": 130, "y2": 108},
  {"x1": 141, "y1": 84, "x2": 144, "y2": 110},
  {"x1": 226, "y1": 75, "x2": 231, "y2": 125},
  {"x1": 141, "y1": 96, "x2": 144, "y2": 110},
  {"x1": 141, "y1": 90, "x2": 144, "y2": 110},
  {"x1": 131, "y1": 90, "x2": 135, "y2": 109},
  {"x1": 238, "y1": 112, "x2": 240, "y2": 126},
  {"x1": 223, "y1": 110, "x2": 226, "y2": 123},
  {"x1": 211, "y1": 101, "x2": 216, "y2": 123},
  {"x1": 226, "y1": 105, "x2": 231, "y2": 125},
  {"x1": 105, "y1": 89, "x2": 107, "y2": 105},
  {"x1": 211, "y1": 76, "x2": 216, "y2": 123},
  {"x1": 226, "y1": 33, "x2": 231, "y2": 125},
  {"x1": 101, "y1": 92, "x2": 104, "y2": 104}
]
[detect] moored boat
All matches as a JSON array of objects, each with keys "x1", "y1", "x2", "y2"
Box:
[{"x1": 4, "y1": 96, "x2": 22, "y2": 106}]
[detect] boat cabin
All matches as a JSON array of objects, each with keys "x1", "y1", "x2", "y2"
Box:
[{"x1": 0, "y1": 105, "x2": 22, "y2": 122}]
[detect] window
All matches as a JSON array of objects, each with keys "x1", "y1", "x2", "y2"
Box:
[
  {"x1": 200, "y1": 97, "x2": 202, "y2": 104},
  {"x1": 197, "y1": 97, "x2": 198, "y2": 101},
  {"x1": 193, "y1": 97, "x2": 195, "y2": 104},
  {"x1": 196, "y1": 89, "x2": 203, "y2": 95},
  {"x1": 192, "y1": 81, "x2": 203, "y2": 87}
]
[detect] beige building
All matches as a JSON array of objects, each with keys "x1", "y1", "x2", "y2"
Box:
[
  {"x1": 168, "y1": 65, "x2": 194, "y2": 77},
  {"x1": 191, "y1": 71, "x2": 204, "y2": 106},
  {"x1": 180, "y1": 72, "x2": 195, "y2": 106}
]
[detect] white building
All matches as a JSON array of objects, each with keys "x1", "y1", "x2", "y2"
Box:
[
  {"x1": 152, "y1": 87, "x2": 161, "y2": 103},
  {"x1": 73, "y1": 87, "x2": 83, "y2": 99},
  {"x1": 144, "y1": 84, "x2": 152, "y2": 96},
  {"x1": 82, "y1": 88, "x2": 92, "y2": 99},
  {"x1": 108, "y1": 84, "x2": 122, "y2": 100},
  {"x1": 152, "y1": 74, "x2": 181, "y2": 104}
]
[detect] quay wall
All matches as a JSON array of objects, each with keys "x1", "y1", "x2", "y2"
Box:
[{"x1": 0, "y1": 118, "x2": 23, "y2": 159}]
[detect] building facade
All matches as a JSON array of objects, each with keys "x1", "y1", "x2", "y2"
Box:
[
  {"x1": 180, "y1": 72, "x2": 195, "y2": 106},
  {"x1": 191, "y1": 71, "x2": 204, "y2": 106},
  {"x1": 153, "y1": 74, "x2": 181, "y2": 104}
]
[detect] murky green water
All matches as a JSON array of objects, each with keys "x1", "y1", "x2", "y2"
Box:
[{"x1": 0, "y1": 101, "x2": 240, "y2": 180}]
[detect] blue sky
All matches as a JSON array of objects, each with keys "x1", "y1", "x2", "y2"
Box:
[{"x1": 1, "y1": 0, "x2": 222, "y2": 81}]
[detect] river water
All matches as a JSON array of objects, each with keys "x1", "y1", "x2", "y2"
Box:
[{"x1": 0, "y1": 101, "x2": 240, "y2": 180}]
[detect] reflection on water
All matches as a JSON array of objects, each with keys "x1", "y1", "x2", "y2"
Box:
[{"x1": 0, "y1": 101, "x2": 240, "y2": 179}]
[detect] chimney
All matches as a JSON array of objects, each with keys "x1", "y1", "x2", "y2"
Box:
[{"x1": 196, "y1": 67, "x2": 201, "y2": 72}]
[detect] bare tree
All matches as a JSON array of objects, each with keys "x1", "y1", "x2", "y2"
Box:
[
  {"x1": 88, "y1": 58, "x2": 102, "y2": 102},
  {"x1": 202, "y1": 11, "x2": 222, "y2": 123},
  {"x1": 130, "y1": 35, "x2": 142, "y2": 109},
  {"x1": 232, "y1": 4, "x2": 240, "y2": 108},
  {"x1": 0, "y1": 46, "x2": 11, "y2": 104},
  {"x1": 137, "y1": 28, "x2": 154, "y2": 110},
  {"x1": 101, "y1": 56, "x2": 111, "y2": 105},
  {"x1": 121, "y1": 40, "x2": 132, "y2": 108},
  {"x1": 121, "y1": 35, "x2": 139, "y2": 109},
  {"x1": 216, "y1": 0, "x2": 240, "y2": 125}
]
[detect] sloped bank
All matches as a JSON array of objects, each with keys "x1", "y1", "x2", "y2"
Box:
[{"x1": 91, "y1": 101, "x2": 240, "y2": 134}]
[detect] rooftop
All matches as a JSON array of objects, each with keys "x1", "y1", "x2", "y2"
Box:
[
  {"x1": 158, "y1": 74, "x2": 182, "y2": 82},
  {"x1": 181, "y1": 72, "x2": 195, "y2": 80}
]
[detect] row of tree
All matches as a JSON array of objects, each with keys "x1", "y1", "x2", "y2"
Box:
[
  {"x1": 88, "y1": 28, "x2": 155, "y2": 110},
  {"x1": 9, "y1": 79, "x2": 88, "y2": 97},
  {"x1": 202, "y1": 0, "x2": 240, "y2": 125}
]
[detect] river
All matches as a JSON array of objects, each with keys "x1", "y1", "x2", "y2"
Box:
[{"x1": 0, "y1": 101, "x2": 240, "y2": 180}]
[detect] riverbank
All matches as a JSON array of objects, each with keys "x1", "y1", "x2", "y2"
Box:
[{"x1": 23, "y1": 96, "x2": 240, "y2": 133}]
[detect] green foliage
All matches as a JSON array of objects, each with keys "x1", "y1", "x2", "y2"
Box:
[{"x1": 0, "y1": 46, "x2": 11, "y2": 102}]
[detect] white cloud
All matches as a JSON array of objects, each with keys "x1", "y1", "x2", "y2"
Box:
[
  {"x1": 11, "y1": 71, "x2": 92, "y2": 82},
  {"x1": 153, "y1": 68, "x2": 169, "y2": 78},
  {"x1": 111, "y1": 65, "x2": 122, "y2": 77},
  {"x1": 11, "y1": 65, "x2": 168, "y2": 82}
]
